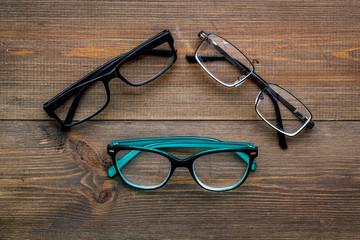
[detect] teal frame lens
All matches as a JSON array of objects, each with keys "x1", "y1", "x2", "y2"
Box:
[{"x1": 107, "y1": 137, "x2": 258, "y2": 191}]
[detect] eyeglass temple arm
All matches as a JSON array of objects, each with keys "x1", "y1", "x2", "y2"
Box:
[
  {"x1": 108, "y1": 141, "x2": 257, "y2": 178},
  {"x1": 110, "y1": 136, "x2": 222, "y2": 146},
  {"x1": 206, "y1": 39, "x2": 248, "y2": 76},
  {"x1": 251, "y1": 72, "x2": 314, "y2": 129},
  {"x1": 110, "y1": 137, "x2": 255, "y2": 150},
  {"x1": 264, "y1": 88, "x2": 288, "y2": 149},
  {"x1": 62, "y1": 85, "x2": 88, "y2": 129},
  {"x1": 61, "y1": 74, "x2": 113, "y2": 130},
  {"x1": 186, "y1": 54, "x2": 314, "y2": 129},
  {"x1": 265, "y1": 86, "x2": 314, "y2": 128}
]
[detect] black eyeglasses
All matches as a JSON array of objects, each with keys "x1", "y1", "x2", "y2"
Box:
[
  {"x1": 43, "y1": 30, "x2": 177, "y2": 130},
  {"x1": 186, "y1": 31, "x2": 314, "y2": 149}
]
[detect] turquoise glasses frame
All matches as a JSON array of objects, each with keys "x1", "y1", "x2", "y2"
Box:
[{"x1": 107, "y1": 137, "x2": 258, "y2": 191}]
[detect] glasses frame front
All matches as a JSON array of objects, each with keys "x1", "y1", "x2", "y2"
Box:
[{"x1": 108, "y1": 145, "x2": 258, "y2": 192}]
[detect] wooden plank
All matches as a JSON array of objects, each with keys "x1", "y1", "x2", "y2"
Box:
[
  {"x1": 1, "y1": 0, "x2": 359, "y2": 121},
  {"x1": 0, "y1": 121, "x2": 359, "y2": 239},
  {"x1": 1, "y1": 0, "x2": 360, "y2": 239}
]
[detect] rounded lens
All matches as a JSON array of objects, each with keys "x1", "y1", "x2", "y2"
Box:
[
  {"x1": 193, "y1": 151, "x2": 249, "y2": 191},
  {"x1": 116, "y1": 150, "x2": 171, "y2": 189},
  {"x1": 256, "y1": 83, "x2": 311, "y2": 136},
  {"x1": 119, "y1": 42, "x2": 175, "y2": 85},
  {"x1": 54, "y1": 81, "x2": 107, "y2": 124},
  {"x1": 195, "y1": 34, "x2": 253, "y2": 86}
]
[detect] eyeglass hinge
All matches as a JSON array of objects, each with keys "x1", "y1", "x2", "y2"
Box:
[{"x1": 198, "y1": 30, "x2": 208, "y2": 40}]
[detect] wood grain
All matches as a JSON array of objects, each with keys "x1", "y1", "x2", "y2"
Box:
[
  {"x1": 0, "y1": 120, "x2": 359, "y2": 239},
  {"x1": 1, "y1": 0, "x2": 360, "y2": 239},
  {"x1": 1, "y1": 0, "x2": 359, "y2": 121}
]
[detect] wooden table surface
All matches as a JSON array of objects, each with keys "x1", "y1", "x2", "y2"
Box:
[{"x1": 1, "y1": 0, "x2": 359, "y2": 239}]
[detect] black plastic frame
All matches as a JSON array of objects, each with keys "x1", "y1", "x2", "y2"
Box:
[{"x1": 43, "y1": 30, "x2": 177, "y2": 130}]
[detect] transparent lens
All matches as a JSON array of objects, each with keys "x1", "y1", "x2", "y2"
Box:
[
  {"x1": 256, "y1": 83, "x2": 311, "y2": 136},
  {"x1": 119, "y1": 42, "x2": 175, "y2": 85},
  {"x1": 196, "y1": 34, "x2": 253, "y2": 86},
  {"x1": 193, "y1": 151, "x2": 249, "y2": 190},
  {"x1": 116, "y1": 150, "x2": 171, "y2": 189},
  {"x1": 54, "y1": 81, "x2": 107, "y2": 124}
]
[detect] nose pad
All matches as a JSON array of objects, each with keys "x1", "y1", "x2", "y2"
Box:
[{"x1": 259, "y1": 92, "x2": 264, "y2": 100}]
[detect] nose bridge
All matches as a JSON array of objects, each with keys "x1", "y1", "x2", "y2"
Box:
[{"x1": 173, "y1": 157, "x2": 192, "y2": 169}]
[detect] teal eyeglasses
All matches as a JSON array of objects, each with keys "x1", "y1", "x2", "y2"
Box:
[{"x1": 107, "y1": 137, "x2": 258, "y2": 191}]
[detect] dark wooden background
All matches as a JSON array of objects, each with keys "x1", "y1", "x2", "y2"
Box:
[{"x1": 1, "y1": 0, "x2": 359, "y2": 239}]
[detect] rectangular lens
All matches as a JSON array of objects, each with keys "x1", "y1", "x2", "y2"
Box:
[
  {"x1": 54, "y1": 81, "x2": 108, "y2": 125},
  {"x1": 255, "y1": 83, "x2": 312, "y2": 136},
  {"x1": 195, "y1": 34, "x2": 253, "y2": 87},
  {"x1": 116, "y1": 149, "x2": 171, "y2": 189},
  {"x1": 118, "y1": 42, "x2": 175, "y2": 85},
  {"x1": 193, "y1": 151, "x2": 249, "y2": 190}
]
